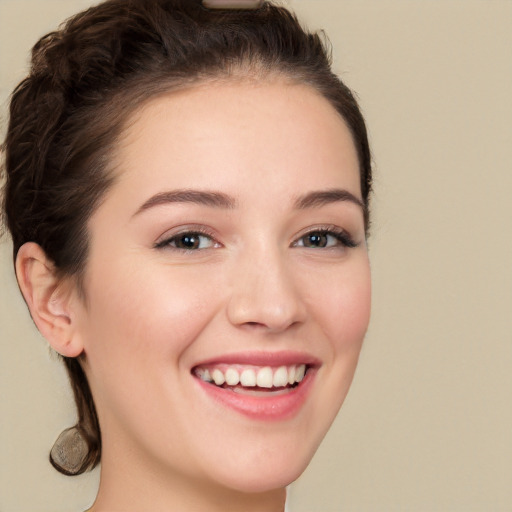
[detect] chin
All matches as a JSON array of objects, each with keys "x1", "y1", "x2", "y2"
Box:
[
  {"x1": 202, "y1": 432, "x2": 321, "y2": 494},
  {"x1": 214, "y1": 463, "x2": 307, "y2": 495}
]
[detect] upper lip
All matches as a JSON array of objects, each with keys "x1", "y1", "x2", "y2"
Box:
[{"x1": 191, "y1": 350, "x2": 321, "y2": 369}]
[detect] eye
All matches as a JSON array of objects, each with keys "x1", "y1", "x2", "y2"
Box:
[
  {"x1": 293, "y1": 228, "x2": 358, "y2": 249},
  {"x1": 155, "y1": 231, "x2": 217, "y2": 251}
]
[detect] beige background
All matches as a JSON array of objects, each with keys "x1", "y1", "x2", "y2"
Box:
[{"x1": 1, "y1": 1, "x2": 511, "y2": 511}]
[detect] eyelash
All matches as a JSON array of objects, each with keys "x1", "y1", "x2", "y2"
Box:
[
  {"x1": 154, "y1": 225, "x2": 358, "y2": 252},
  {"x1": 292, "y1": 226, "x2": 358, "y2": 250},
  {"x1": 154, "y1": 227, "x2": 219, "y2": 251}
]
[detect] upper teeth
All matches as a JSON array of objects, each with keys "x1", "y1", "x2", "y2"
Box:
[{"x1": 194, "y1": 364, "x2": 307, "y2": 389}]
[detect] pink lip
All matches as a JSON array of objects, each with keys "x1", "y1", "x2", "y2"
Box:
[
  {"x1": 191, "y1": 351, "x2": 319, "y2": 421},
  {"x1": 192, "y1": 350, "x2": 321, "y2": 368}
]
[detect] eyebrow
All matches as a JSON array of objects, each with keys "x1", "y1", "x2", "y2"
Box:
[
  {"x1": 133, "y1": 187, "x2": 365, "y2": 217},
  {"x1": 293, "y1": 189, "x2": 365, "y2": 211},
  {"x1": 133, "y1": 189, "x2": 237, "y2": 216}
]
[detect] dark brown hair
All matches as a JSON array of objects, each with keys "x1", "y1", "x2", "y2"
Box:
[{"x1": 1, "y1": 0, "x2": 372, "y2": 475}]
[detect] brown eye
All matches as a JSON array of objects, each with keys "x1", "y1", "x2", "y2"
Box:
[
  {"x1": 303, "y1": 232, "x2": 329, "y2": 248},
  {"x1": 156, "y1": 232, "x2": 216, "y2": 250},
  {"x1": 293, "y1": 229, "x2": 358, "y2": 250},
  {"x1": 174, "y1": 234, "x2": 201, "y2": 249}
]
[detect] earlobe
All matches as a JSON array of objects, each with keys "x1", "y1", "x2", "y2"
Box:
[{"x1": 15, "y1": 242, "x2": 84, "y2": 358}]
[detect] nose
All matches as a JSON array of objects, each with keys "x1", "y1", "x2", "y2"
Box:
[{"x1": 226, "y1": 246, "x2": 307, "y2": 333}]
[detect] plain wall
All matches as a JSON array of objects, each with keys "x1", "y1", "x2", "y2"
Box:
[{"x1": 1, "y1": 1, "x2": 511, "y2": 511}]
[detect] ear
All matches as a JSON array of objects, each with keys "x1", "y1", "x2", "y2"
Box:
[{"x1": 15, "y1": 242, "x2": 84, "y2": 358}]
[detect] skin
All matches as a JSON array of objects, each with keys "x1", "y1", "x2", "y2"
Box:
[{"x1": 17, "y1": 79, "x2": 371, "y2": 512}]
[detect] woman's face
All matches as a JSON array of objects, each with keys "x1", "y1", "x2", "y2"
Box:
[{"x1": 74, "y1": 80, "x2": 371, "y2": 492}]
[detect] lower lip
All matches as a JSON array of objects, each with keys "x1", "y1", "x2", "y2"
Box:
[{"x1": 194, "y1": 369, "x2": 316, "y2": 421}]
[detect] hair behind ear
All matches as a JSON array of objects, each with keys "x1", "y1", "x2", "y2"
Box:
[{"x1": 50, "y1": 357, "x2": 101, "y2": 475}]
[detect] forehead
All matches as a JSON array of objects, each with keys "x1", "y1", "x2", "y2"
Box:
[{"x1": 110, "y1": 79, "x2": 361, "y2": 206}]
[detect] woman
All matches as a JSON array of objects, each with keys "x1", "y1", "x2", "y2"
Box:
[{"x1": 1, "y1": 0, "x2": 372, "y2": 510}]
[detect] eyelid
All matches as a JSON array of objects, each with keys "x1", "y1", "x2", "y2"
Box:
[
  {"x1": 153, "y1": 224, "x2": 359, "y2": 251},
  {"x1": 291, "y1": 225, "x2": 359, "y2": 248},
  {"x1": 154, "y1": 225, "x2": 220, "y2": 250}
]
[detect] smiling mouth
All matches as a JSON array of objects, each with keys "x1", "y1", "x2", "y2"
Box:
[{"x1": 192, "y1": 364, "x2": 308, "y2": 395}]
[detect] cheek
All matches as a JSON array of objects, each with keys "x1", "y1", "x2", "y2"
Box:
[
  {"x1": 304, "y1": 256, "x2": 370, "y2": 426},
  {"x1": 81, "y1": 258, "x2": 222, "y2": 371},
  {"x1": 333, "y1": 277, "x2": 371, "y2": 352},
  {"x1": 308, "y1": 257, "x2": 371, "y2": 355},
  {"x1": 294, "y1": 257, "x2": 371, "y2": 453}
]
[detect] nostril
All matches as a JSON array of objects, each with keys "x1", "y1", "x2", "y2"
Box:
[
  {"x1": 239, "y1": 320, "x2": 302, "y2": 334},
  {"x1": 241, "y1": 321, "x2": 270, "y2": 331}
]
